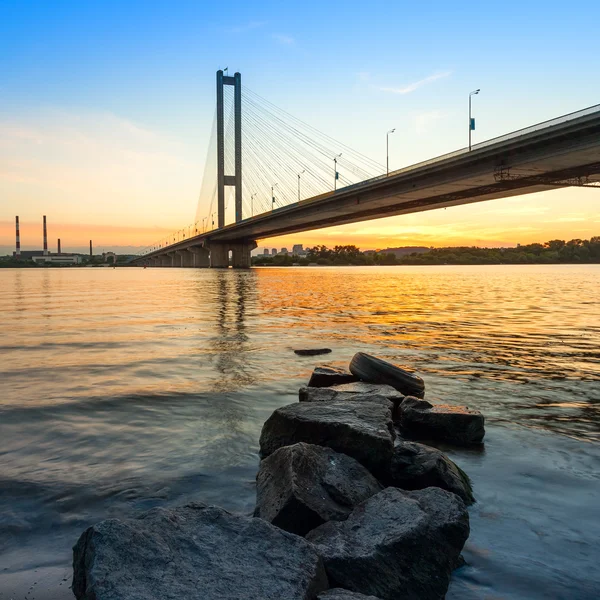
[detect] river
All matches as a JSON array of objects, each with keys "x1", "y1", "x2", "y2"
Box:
[{"x1": 1, "y1": 265, "x2": 599, "y2": 599}]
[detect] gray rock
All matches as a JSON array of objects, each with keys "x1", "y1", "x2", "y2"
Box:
[
  {"x1": 255, "y1": 442, "x2": 383, "y2": 536},
  {"x1": 72, "y1": 503, "x2": 328, "y2": 600},
  {"x1": 299, "y1": 382, "x2": 404, "y2": 419},
  {"x1": 259, "y1": 399, "x2": 395, "y2": 476},
  {"x1": 308, "y1": 365, "x2": 358, "y2": 388},
  {"x1": 318, "y1": 590, "x2": 383, "y2": 599},
  {"x1": 306, "y1": 487, "x2": 469, "y2": 600},
  {"x1": 399, "y1": 397, "x2": 485, "y2": 445},
  {"x1": 386, "y1": 440, "x2": 474, "y2": 504}
]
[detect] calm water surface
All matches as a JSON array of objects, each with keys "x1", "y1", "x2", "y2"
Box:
[{"x1": 1, "y1": 266, "x2": 599, "y2": 599}]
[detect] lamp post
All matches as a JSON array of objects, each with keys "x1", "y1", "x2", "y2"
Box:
[
  {"x1": 386, "y1": 129, "x2": 395, "y2": 175},
  {"x1": 469, "y1": 89, "x2": 480, "y2": 151},
  {"x1": 202, "y1": 217, "x2": 207, "y2": 232},
  {"x1": 271, "y1": 183, "x2": 278, "y2": 210},
  {"x1": 251, "y1": 193, "x2": 257, "y2": 216},
  {"x1": 211, "y1": 212, "x2": 216, "y2": 230},
  {"x1": 333, "y1": 153, "x2": 342, "y2": 190},
  {"x1": 297, "y1": 169, "x2": 305, "y2": 201}
]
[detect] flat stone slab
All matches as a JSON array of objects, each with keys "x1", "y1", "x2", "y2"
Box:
[
  {"x1": 259, "y1": 399, "x2": 395, "y2": 476},
  {"x1": 307, "y1": 487, "x2": 469, "y2": 600},
  {"x1": 255, "y1": 442, "x2": 383, "y2": 536},
  {"x1": 294, "y1": 348, "x2": 332, "y2": 356},
  {"x1": 300, "y1": 382, "x2": 405, "y2": 419},
  {"x1": 73, "y1": 503, "x2": 328, "y2": 600},
  {"x1": 399, "y1": 397, "x2": 485, "y2": 445},
  {"x1": 318, "y1": 590, "x2": 383, "y2": 599},
  {"x1": 386, "y1": 440, "x2": 474, "y2": 504},
  {"x1": 308, "y1": 365, "x2": 358, "y2": 388}
]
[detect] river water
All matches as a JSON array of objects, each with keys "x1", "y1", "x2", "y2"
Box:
[{"x1": 1, "y1": 265, "x2": 599, "y2": 599}]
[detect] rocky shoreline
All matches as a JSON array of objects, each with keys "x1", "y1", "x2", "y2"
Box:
[{"x1": 71, "y1": 354, "x2": 485, "y2": 600}]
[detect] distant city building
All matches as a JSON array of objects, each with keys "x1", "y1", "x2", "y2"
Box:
[
  {"x1": 262, "y1": 248, "x2": 269, "y2": 255},
  {"x1": 271, "y1": 248, "x2": 277, "y2": 256},
  {"x1": 32, "y1": 255, "x2": 81, "y2": 265},
  {"x1": 292, "y1": 244, "x2": 304, "y2": 255},
  {"x1": 377, "y1": 247, "x2": 430, "y2": 258},
  {"x1": 280, "y1": 248, "x2": 288, "y2": 255}
]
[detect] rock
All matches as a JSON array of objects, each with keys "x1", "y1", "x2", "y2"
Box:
[
  {"x1": 306, "y1": 487, "x2": 469, "y2": 600},
  {"x1": 294, "y1": 348, "x2": 332, "y2": 356},
  {"x1": 259, "y1": 399, "x2": 395, "y2": 476},
  {"x1": 399, "y1": 396, "x2": 485, "y2": 445},
  {"x1": 255, "y1": 442, "x2": 383, "y2": 536},
  {"x1": 308, "y1": 365, "x2": 358, "y2": 388},
  {"x1": 318, "y1": 590, "x2": 383, "y2": 600},
  {"x1": 385, "y1": 440, "x2": 474, "y2": 504},
  {"x1": 72, "y1": 503, "x2": 328, "y2": 600},
  {"x1": 349, "y1": 352, "x2": 425, "y2": 398},
  {"x1": 299, "y1": 382, "x2": 405, "y2": 419}
]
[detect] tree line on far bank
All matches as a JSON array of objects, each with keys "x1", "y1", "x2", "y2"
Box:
[{"x1": 252, "y1": 237, "x2": 600, "y2": 266}]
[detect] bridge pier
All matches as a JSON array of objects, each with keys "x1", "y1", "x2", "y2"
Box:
[
  {"x1": 230, "y1": 241, "x2": 256, "y2": 268},
  {"x1": 188, "y1": 246, "x2": 210, "y2": 268},
  {"x1": 208, "y1": 243, "x2": 229, "y2": 268}
]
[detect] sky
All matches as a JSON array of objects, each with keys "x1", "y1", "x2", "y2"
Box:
[{"x1": 1, "y1": 0, "x2": 599, "y2": 255}]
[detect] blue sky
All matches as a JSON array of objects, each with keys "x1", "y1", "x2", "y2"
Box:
[{"x1": 1, "y1": 0, "x2": 599, "y2": 252}]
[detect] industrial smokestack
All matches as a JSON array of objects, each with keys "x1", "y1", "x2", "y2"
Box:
[
  {"x1": 15, "y1": 216, "x2": 21, "y2": 258},
  {"x1": 43, "y1": 215, "x2": 48, "y2": 256},
  {"x1": 58, "y1": 238, "x2": 61, "y2": 255},
  {"x1": 90, "y1": 240, "x2": 93, "y2": 257}
]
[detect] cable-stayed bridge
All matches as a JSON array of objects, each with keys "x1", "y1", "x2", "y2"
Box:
[{"x1": 133, "y1": 71, "x2": 600, "y2": 267}]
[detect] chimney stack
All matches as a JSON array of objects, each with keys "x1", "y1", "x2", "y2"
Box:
[
  {"x1": 15, "y1": 216, "x2": 21, "y2": 258},
  {"x1": 43, "y1": 215, "x2": 48, "y2": 256},
  {"x1": 90, "y1": 240, "x2": 93, "y2": 257},
  {"x1": 58, "y1": 238, "x2": 61, "y2": 255}
]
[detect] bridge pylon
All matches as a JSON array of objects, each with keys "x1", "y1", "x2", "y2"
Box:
[{"x1": 216, "y1": 69, "x2": 242, "y2": 228}]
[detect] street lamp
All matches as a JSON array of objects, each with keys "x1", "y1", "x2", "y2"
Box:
[
  {"x1": 298, "y1": 169, "x2": 305, "y2": 201},
  {"x1": 251, "y1": 193, "x2": 257, "y2": 216},
  {"x1": 271, "y1": 183, "x2": 279, "y2": 210},
  {"x1": 469, "y1": 89, "x2": 480, "y2": 151},
  {"x1": 333, "y1": 153, "x2": 342, "y2": 190},
  {"x1": 202, "y1": 217, "x2": 207, "y2": 232},
  {"x1": 211, "y1": 212, "x2": 216, "y2": 229},
  {"x1": 386, "y1": 129, "x2": 395, "y2": 175}
]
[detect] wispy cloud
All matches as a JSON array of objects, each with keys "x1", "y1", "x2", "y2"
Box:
[
  {"x1": 272, "y1": 33, "x2": 295, "y2": 46},
  {"x1": 226, "y1": 21, "x2": 267, "y2": 34},
  {"x1": 380, "y1": 71, "x2": 452, "y2": 95},
  {"x1": 413, "y1": 110, "x2": 445, "y2": 134}
]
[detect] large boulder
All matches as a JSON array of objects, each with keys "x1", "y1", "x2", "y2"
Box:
[
  {"x1": 399, "y1": 397, "x2": 485, "y2": 445},
  {"x1": 259, "y1": 399, "x2": 395, "y2": 476},
  {"x1": 73, "y1": 503, "x2": 328, "y2": 600},
  {"x1": 306, "y1": 487, "x2": 469, "y2": 600},
  {"x1": 308, "y1": 365, "x2": 358, "y2": 388},
  {"x1": 318, "y1": 590, "x2": 383, "y2": 600},
  {"x1": 385, "y1": 440, "x2": 474, "y2": 504},
  {"x1": 255, "y1": 442, "x2": 383, "y2": 536}
]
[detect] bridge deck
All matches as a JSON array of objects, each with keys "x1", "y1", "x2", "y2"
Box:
[{"x1": 137, "y1": 104, "x2": 600, "y2": 260}]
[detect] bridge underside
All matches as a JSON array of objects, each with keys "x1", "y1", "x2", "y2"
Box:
[{"x1": 135, "y1": 108, "x2": 600, "y2": 267}]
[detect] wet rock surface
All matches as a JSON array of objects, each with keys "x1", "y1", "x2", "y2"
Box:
[
  {"x1": 255, "y1": 442, "x2": 383, "y2": 536},
  {"x1": 308, "y1": 365, "x2": 358, "y2": 388},
  {"x1": 318, "y1": 589, "x2": 383, "y2": 600},
  {"x1": 294, "y1": 348, "x2": 332, "y2": 356},
  {"x1": 400, "y1": 397, "x2": 485, "y2": 445},
  {"x1": 306, "y1": 487, "x2": 470, "y2": 600},
  {"x1": 72, "y1": 503, "x2": 328, "y2": 600},
  {"x1": 259, "y1": 399, "x2": 395, "y2": 475},
  {"x1": 386, "y1": 440, "x2": 474, "y2": 504}
]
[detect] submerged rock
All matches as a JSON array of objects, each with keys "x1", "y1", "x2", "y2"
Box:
[
  {"x1": 255, "y1": 442, "x2": 383, "y2": 536},
  {"x1": 308, "y1": 365, "x2": 358, "y2": 388},
  {"x1": 306, "y1": 487, "x2": 469, "y2": 600},
  {"x1": 72, "y1": 503, "x2": 328, "y2": 600},
  {"x1": 399, "y1": 397, "x2": 485, "y2": 445},
  {"x1": 294, "y1": 348, "x2": 332, "y2": 356},
  {"x1": 318, "y1": 590, "x2": 383, "y2": 600},
  {"x1": 299, "y1": 382, "x2": 404, "y2": 419},
  {"x1": 259, "y1": 399, "x2": 395, "y2": 476},
  {"x1": 386, "y1": 440, "x2": 474, "y2": 504}
]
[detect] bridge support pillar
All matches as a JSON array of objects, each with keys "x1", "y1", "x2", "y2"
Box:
[
  {"x1": 209, "y1": 243, "x2": 229, "y2": 268},
  {"x1": 177, "y1": 250, "x2": 193, "y2": 267},
  {"x1": 160, "y1": 255, "x2": 170, "y2": 267},
  {"x1": 230, "y1": 241, "x2": 257, "y2": 268},
  {"x1": 188, "y1": 247, "x2": 210, "y2": 268}
]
